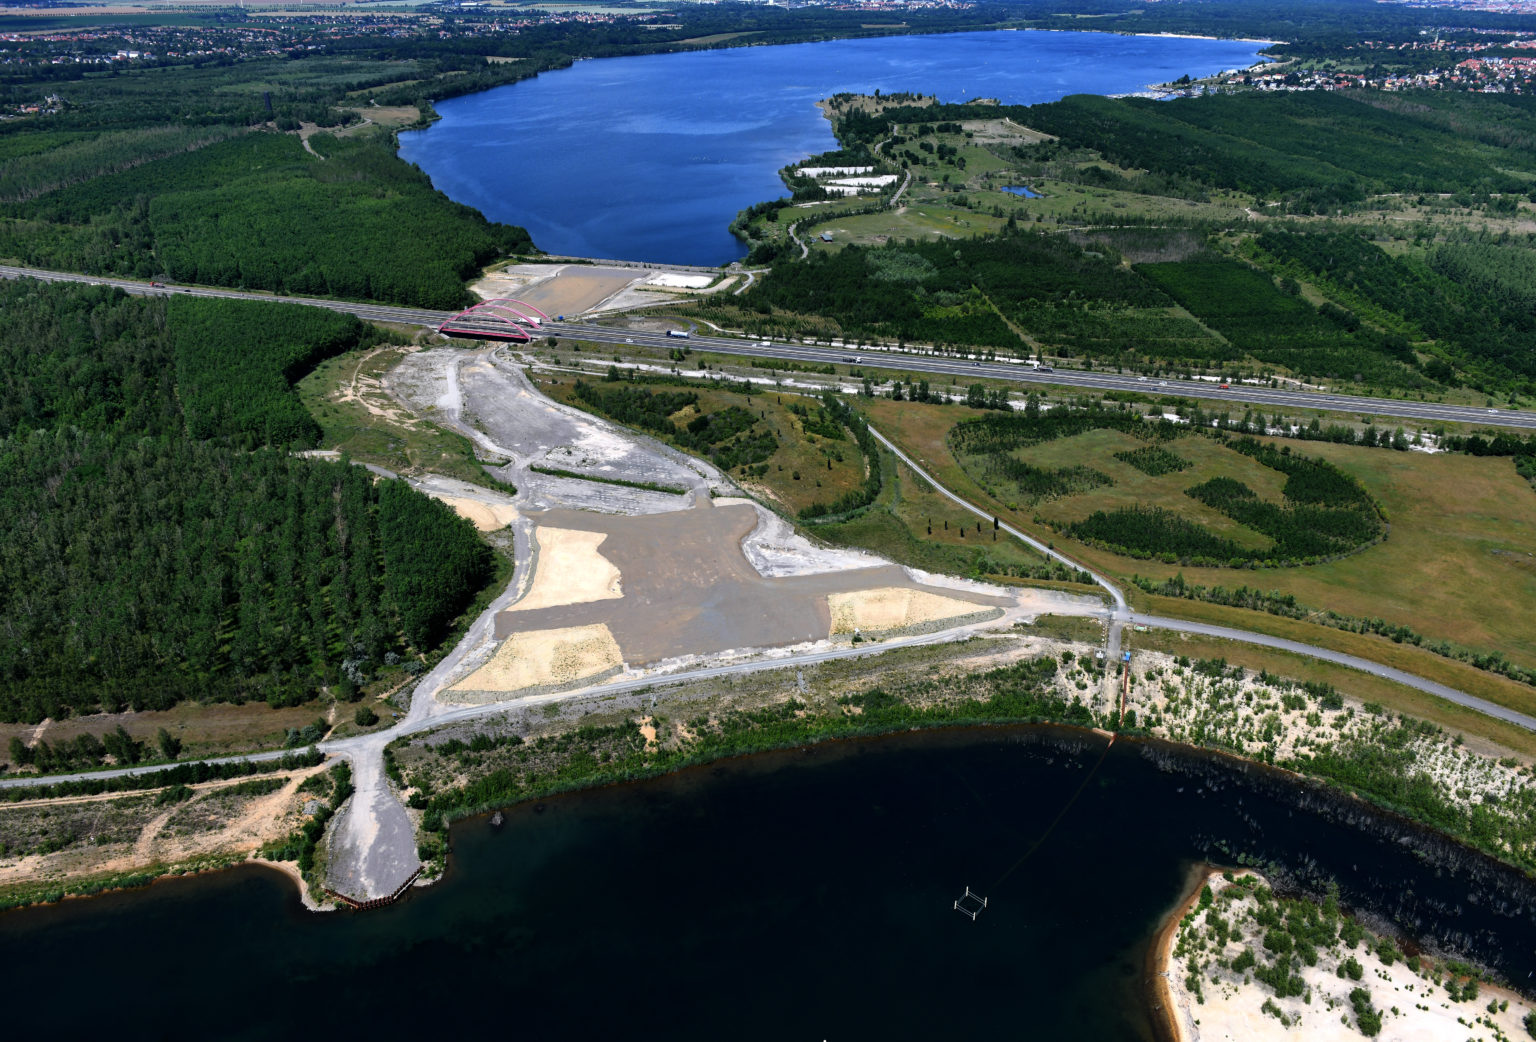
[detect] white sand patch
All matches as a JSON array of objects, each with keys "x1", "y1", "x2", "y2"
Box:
[
  {"x1": 1164, "y1": 871, "x2": 1536, "y2": 1042},
  {"x1": 511, "y1": 528, "x2": 623, "y2": 612},
  {"x1": 732, "y1": 500, "x2": 886, "y2": 577},
  {"x1": 647, "y1": 272, "x2": 713, "y2": 289},
  {"x1": 436, "y1": 496, "x2": 520, "y2": 532},
  {"x1": 450, "y1": 624, "x2": 622, "y2": 694},
  {"x1": 828, "y1": 587, "x2": 985, "y2": 634}
]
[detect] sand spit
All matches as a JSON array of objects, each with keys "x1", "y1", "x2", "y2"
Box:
[
  {"x1": 510, "y1": 528, "x2": 623, "y2": 612},
  {"x1": 1159, "y1": 870, "x2": 1536, "y2": 1042},
  {"x1": 449, "y1": 623, "x2": 623, "y2": 698},
  {"x1": 828, "y1": 587, "x2": 991, "y2": 635}
]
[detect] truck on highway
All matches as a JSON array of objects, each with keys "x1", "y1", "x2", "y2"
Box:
[{"x1": 667, "y1": 329, "x2": 691, "y2": 339}]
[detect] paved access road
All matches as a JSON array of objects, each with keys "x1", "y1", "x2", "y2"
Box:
[{"x1": 3, "y1": 262, "x2": 1533, "y2": 432}]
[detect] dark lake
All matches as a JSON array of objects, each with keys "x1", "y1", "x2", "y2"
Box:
[
  {"x1": 5, "y1": 728, "x2": 1535, "y2": 1040},
  {"x1": 397, "y1": 30, "x2": 1270, "y2": 265}
]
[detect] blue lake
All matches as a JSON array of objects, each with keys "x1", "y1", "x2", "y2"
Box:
[
  {"x1": 1002, "y1": 184, "x2": 1043, "y2": 198},
  {"x1": 398, "y1": 30, "x2": 1269, "y2": 265}
]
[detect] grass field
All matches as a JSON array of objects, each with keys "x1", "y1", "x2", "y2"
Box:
[
  {"x1": 860, "y1": 396, "x2": 1536, "y2": 673},
  {"x1": 968, "y1": 426, "x2": 1288, "y2": 551},
  {"x1": 815, "y1": 452, "x2": 1067, "y2": 581},
  {"x1": 0, "y1": 701, "x2": 328, "y2": 767},
  {"x1": 806, "y1": 205, "x2": 1008, "y2": 250}
]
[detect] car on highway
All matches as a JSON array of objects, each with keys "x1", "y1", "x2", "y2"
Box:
[
  {"x1": 1219, "y1": 382, "x2": 1231, "y2": 389},
  {"x1": 1159, "y1": 381, "x2": 1168, "y2": 386},
  {"x1": 1137, "y1": 376, "x2": 1147, "y2": 381}
]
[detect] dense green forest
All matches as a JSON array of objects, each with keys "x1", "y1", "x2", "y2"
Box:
[
  {"x1": 168, "y1": 296, "x2": 380, "y2": 447},
  {"x1": 0, "y1": 281, "x2": 494, "y2": 724},
  {"x1": 1136, "y1": 252, "x2": 1423, "y2": 388},
  {"x1": 1021, "y1": 91, "x2": 1536, "y2": 211},
  {"x1": 751, "y1": 227, "x2": 1224, "y2": 362},
  {"x1": 1, "y1": 132, "x2": 526, "y2": 309},
  {"x1": 1252, "y1": 228, "x2": 1536, "y2": 390}
]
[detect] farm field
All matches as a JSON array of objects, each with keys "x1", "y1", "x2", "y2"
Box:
[{"x1": 859, "y1": 396, "x2": 1536, "y2": 673}]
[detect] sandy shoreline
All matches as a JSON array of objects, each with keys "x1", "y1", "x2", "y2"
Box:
[
  {"x1": 1155, "y1": 866, "x2": 1536, "y2": 1042},
  {"x1": 1147, "y1": 863, "x2": 1226, "y2": 1042},
  {"x1": 248, "y1": 857, "x2": 332, "y2": 912}
]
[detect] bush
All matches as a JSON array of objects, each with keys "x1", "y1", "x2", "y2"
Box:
[{"x1": 354, "y1": 705, "x2": 379, "y2": 727}]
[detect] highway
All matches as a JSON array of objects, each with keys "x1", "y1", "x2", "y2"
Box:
[
  {"x1": 557, "y1": 322, "x2": 1536, "y2": 432},
  {"x1": 3, "y1": 262, "x2": 1534, "y2": 432}
]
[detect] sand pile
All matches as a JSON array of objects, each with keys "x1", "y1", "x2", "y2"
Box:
[
  {"x1": 511, "y1": 528, "x2": 623, "y2": 612},
  {"x1": 438, "y1": 496, "x2": 520, "y2": 532},
  {"x1": 827, "y1": 587, "x2": 988, "y2": 635},
  {"x1": 450, "y1": 624, "x2": 623, "y2": 696}
]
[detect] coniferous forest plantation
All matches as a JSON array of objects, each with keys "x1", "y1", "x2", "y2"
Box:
[{"x1": 0, "y1": 281, "x2": 493, "y2": 723}]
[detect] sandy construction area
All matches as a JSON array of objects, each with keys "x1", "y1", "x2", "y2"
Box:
[
  {"x1": 510, "y1": 528, "x2": 623, "y2": 612},
  {"x1": 471, "y1": 265, "x2": 644, "y2": 316},
  {"x1": 827, "y1": 587, "x2": 990, "y2": 635},
  {"x1": 450, "y1": 623, "x2": 622, "y2": 696},
  {"x1": 495, "y1": 503, "x2": 1014, "y2": 664},
  {"x1": 438, "y1": 496, "x2": 520, "y2": 532}
]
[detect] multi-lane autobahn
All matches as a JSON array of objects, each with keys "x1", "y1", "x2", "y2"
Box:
[{"x1": 4, "y1": 262, "x2": 1533, "y2": 431}]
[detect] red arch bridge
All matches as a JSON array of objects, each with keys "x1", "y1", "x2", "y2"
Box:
[{"x1": 438, "y1": 298, "x2": 552, "y2": 341}]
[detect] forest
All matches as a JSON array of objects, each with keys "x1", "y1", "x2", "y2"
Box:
[
  {"x1": 168, "y1": 296, "x2": 380, "y2": 447},
  {"x1": 1, "y1": 132, "x2": 527, "y2": 309},
  {"x1": 1136, "y1": 252, "x2": 1424, "y2": 389},
  {"x1": 1018, "y1": 91, "x2": 1536, "y2": 211},
  {"x1": 0, "y1": 281, "x2": 494, "y2": 724},
  {"x1": 1252, "y1": 227, "x2": 1536, "y2": 392},
  {"x1": 767, "y1": 84, "x2": 1536, "y2": 395},
  {"x1": 751, "y1": 227, "x2": 1224, "y2": 362}
]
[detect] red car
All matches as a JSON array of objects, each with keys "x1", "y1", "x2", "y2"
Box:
[{"x1": 1219, "y1": 382, "x2": 1230, "y2": 389}]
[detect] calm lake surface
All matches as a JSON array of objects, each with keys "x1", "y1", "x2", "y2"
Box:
[
  {"x1": 5, "y1": 729, "x2": 1535, "y2": 1040},
  {"x1": 398, "y1": 30, "x2": 1269, "y2": 265}
]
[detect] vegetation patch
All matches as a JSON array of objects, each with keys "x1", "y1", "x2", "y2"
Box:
[{"x1": 1114, "y1": 444, "x2": 1191, "y2": 477}]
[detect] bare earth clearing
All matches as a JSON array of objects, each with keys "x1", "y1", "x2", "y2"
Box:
[{"x1": 314, "y1": 347, "x2": 1067, "y2": 901}]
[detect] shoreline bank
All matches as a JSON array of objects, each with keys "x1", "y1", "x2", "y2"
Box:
[{"x1": 1147, "y1": 862, "x2": 1226, "y2": 1042}]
